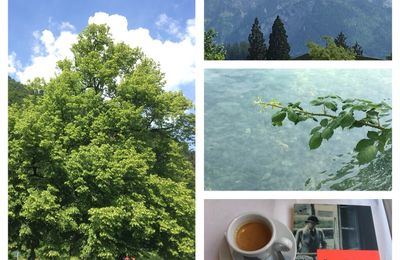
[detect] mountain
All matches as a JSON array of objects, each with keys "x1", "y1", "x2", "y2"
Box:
[{"x1": 205, "y1": 0, "x2": 392, "y2": 58}]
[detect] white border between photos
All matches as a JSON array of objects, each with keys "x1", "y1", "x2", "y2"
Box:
[
  {"x1": 392, "y1": 0, "x2": 399, "y2": 258},
  {"x1": 195, "y1": 0, "x2": 205, "y2": 258},
  {"x1": 1, "y1": 0, "x2": 8, "y2": 258},
  {"x1": 197, "y1": 1, "x2": 399, "y2": 260}
]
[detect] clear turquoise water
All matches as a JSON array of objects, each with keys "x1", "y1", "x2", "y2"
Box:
[{"x1": 204, "y1": 69, "x2": 391, "y2": 190}]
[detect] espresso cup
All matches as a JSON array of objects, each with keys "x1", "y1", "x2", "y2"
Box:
[{"x1": 226, "y1": 212, "x2": 293, "y2": 260}]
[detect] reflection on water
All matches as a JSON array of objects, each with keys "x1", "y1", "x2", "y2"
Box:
[{"x1": 204, "y1": 69, "x2": 391, "y2": 190}]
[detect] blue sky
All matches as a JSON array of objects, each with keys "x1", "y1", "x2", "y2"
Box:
[{"x1": 8, "y1": 0, "x2": 195, "y2": 101}]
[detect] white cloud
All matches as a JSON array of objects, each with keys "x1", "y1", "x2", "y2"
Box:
[
  {"x1": 8, "y1": 52, "x2": 21, "y2": 74},
  {"x1": 186, "y1": 19, "x2": 196, "y2": 41},
  {"x1": 33, "y1": 30, "x2": 40, "y2": 40},
  {"x1": 13, "y1": 12, "x2": 195, "y2": 91},
  {"x1": 60, "y1": 22, "x2": 75, "y2": 31},
  {"x1": 156, "y1": 13, "x2": 183, "y2": 39},
  {"x1": 16, "y1": 30, "x2": 77, "y2": 83},
  {"x1": 88, "y1": 12, "x2": 195, "y2": 90}
]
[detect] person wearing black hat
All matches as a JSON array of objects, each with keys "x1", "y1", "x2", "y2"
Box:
[{"x1": 295, "y1": 215, "x2": 327, "y2": 255}]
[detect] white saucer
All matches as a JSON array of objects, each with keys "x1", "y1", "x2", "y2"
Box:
[{"x1": 219, "y1": 219, "x2": 297, "y2": 260}]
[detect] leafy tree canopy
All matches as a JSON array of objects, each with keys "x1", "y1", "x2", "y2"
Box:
[
  {"x1": 9, "y1": 24, "x2": 194, "y2": 259},
  {"x1": 307, "y1": 36, "x2": 356, "y2": 60},
  {"x1": 204, "y1": 29, "x2": 226, "y2": 60}
]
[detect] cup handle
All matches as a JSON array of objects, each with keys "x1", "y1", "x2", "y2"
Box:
[{"x1": 273, "y1": 237, "x2": 293, "y2": 252}]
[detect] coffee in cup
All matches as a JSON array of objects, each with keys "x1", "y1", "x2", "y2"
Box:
[
  {"x1": 226, "y1": 212, "x2": 293, "y2": 259},
  {"x1": 236, "y1": 222, "x2": 272, "y2": 251}
]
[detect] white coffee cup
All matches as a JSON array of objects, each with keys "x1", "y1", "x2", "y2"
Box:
[{"x1": 226, "y1": 212, "x2": 293, "y2": 260}]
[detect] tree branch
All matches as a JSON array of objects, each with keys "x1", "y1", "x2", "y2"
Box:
[{"x1": 266, "y1": 103, "x2": 385, "y2": 130}]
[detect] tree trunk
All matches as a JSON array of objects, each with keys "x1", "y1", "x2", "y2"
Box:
[{"x1": 28, "y1": 246, "x2": 36, "y2": 260}]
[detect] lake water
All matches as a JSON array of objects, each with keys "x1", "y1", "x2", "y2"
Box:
[{"x1": 204, "y1": 69, "x2": 391, "y2": 190}]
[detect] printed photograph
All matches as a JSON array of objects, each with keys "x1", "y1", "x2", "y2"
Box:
[
  {"x1": 204, "y1": 69, "x2": 391, "y2": 190},
  {"x1": 204, "y1": 0, "x2": 392, "y2": 60},
  {"x1": 293, "y1": 204, "x2": 379, "y2": 260},
  {"x1": 8, "y1": 0, "x2": 195, "y2": 259}
]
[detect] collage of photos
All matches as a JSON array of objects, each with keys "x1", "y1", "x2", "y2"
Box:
[
  {"x1": 202, "y1": 0, "x2": 393, "y2": 259},
  {"x1": 2, "y1": 0, "x2": 395, "y2": 259}
]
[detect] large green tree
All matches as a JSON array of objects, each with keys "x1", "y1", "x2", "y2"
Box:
[
  {"x1": 266, "y1": 16, "x2": 290, "y2": 60},
  {"x1": 9, "y1": 24, "x2": 195, "y2": 259},
  {"x1": 247, "y1": 17, "x2": 267, "y2": 60},
  {"x1": 204, "y1": 29, "x2": 226, "y2": 60}
]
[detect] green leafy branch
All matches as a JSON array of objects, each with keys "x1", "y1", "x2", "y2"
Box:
[{"x1": 255, "y1": 95, "x2": 392, "y2": 164}]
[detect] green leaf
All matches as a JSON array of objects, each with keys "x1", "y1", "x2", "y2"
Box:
[
  {"x1": 309, "y1": 132, "x2": 323, "y2": 150},
  {"x1": 343, "y1": 98, "x2": 354, "y2": 103},
  {"x1": 351, "y1": 121, "x2": 364, "y2": 128},
  {"x1": 367, "y1": 110, "x2": 379, "y2": 116},
  {"x1": 340, "y1": 112, "x2": 355, "y2": 128},
  {"x1": 293, "y1": 102, "x2": 301, "y2": 108},
  {"x1": 320, "y1": 119, "x2": 329, "y2": 127},
  {"x1": 377, "y1": 141, "x2": 385, "y2": 153},
  {"x1": 271, "y1": 111, "x2": 286, "y2": 124},
  {"x1": 310, "y1": 126, "x2": 322, "y2": 135},
  {"x1": 324, "y1": 101, "x2": 337, "y2": 112},
  {"x1": 297, "y1": 115, "x2": 308, "y2": 122},
  {"x1": 287, "y1": 110, "x2": 299, "y2": 123},
  {"x1": 367, "y1": 131, "x2": 379, "y2": 140},
  {"x1": 329, "y1": 118, "x2": 341, "y2": 129},
  {"x1": 355, "y1": 139, "x2": 374, "y2": 152},
  {"x1": 310, "y1": 100, "x2": 324, "y2": 106},
  {"x1": 321, "y1": 127, "x2": 334, "y2": 140},
  {"x1": 351, "y1": 104, "x2": 368, "y2": 111},
  {"x1": 272, "y1": 121, "x2": 283, "y2": 126},
  {"x1": 357, "y1": 145, "x2": 378, "y2": 164},
  {"x1": 381, "y1": 129, "x2": 392, "y2": 140}
]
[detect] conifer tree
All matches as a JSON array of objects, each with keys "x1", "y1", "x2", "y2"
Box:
[
  {"x1": 247, "y1": 17, "x2": 267, "y2": 60},
  {"x1": 334, "y1": 32, "x2": 348, "y2": 49},
  {"x1": 267, "y1": 16, "x2": 290, "y2": 60},
  {"x1": 352, "y1": 41, "x2": 363, "y2": 56}
]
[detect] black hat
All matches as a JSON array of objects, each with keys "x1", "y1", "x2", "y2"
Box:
[{"x1": 305, "y1": 215, "x2": 319, "y2": 224}]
